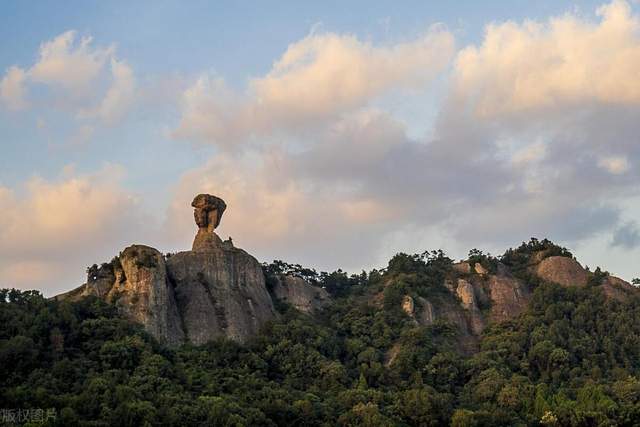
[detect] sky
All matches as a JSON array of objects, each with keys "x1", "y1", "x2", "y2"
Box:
[{"x1": 1, "y1": 0, "x2": 639, "y2": 295}]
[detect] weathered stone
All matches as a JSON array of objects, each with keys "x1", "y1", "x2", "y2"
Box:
[
  {"x1": 456, "y1": 279, "x2": 485, "y2": 335},
  {"x1": 417, "y1": 297, "x2": 435, "y2": 325},
  {"x1": 453, "y1": 262, "x2": 471, "y2": 274},
  {"x1": 56, "y1": 194, "x2": 276, "y2": 346},
  {"x1": 402, "y1": 295, "x2": 415, "y2": 317},
  {"x1": 474, "y1": 263, "x2": 488, "y2": 275},
  {"x1": 535, "y1": 256, "x2": 589, "y2": 287},
  {"x1": 192, "y1": 193, "x2": 226, "y2": 230},
  {"x1": 487, "y1": 274, "x2": 529, "y2": 323},
  {"x1": 166, "y1": 244, "x2": 275, "y2": 344},
  {"x1": 602, "y1": 276, "x2": 636, "y2": 301},
  {"x1": 108, "y1": 245, "x2": 185, "y2": 346},
  {"x1": 271, "y1": 275, "x2": 331, "y2": 314},
  {"x1": 191, "y1": 194, "x2": 227, "y2": 251}
]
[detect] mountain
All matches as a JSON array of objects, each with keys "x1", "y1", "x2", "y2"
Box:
[
  {"x1": 2, "y1": 196, "x2": 639, "y2": 426},
  {"x1": 55, "y1": 196, "x2": 636, "y2": 351}
]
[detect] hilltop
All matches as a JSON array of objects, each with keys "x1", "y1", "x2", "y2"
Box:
[{"x1": 1, "y1": 195, "x2": 639, "y2": 425}]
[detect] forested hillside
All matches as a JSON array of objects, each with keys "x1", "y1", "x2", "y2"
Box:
[{"x1": 2, "y1": 240, "x2": 640, "y2": 426}]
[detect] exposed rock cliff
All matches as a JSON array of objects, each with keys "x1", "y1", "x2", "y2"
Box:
[
  {"x1": 57, "y1": 194, "x2": 276, "y2": 346},
  {"x1": 534, "y1": 254, "x2": 636, "y2": 302},
  {"x1": 166, "y1": 245, "x2": 274, "y2": 344},
  {"x1": 270, "y1": 275, "x2": 331, "y2": 314},
  {"x1": 535, "y1": 256, "x2": 590, "y2": 287}
]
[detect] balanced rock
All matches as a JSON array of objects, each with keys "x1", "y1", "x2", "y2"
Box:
[
  {"x1": 57, "y1": 194, "x2": 275, "y2": 346},
  {"x1": 192, "y1": 193, "x2": 227, "y2": 251}
]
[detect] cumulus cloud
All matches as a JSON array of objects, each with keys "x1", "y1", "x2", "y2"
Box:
[
  {"x1": 173, "y1": 27, "x2": 455, "y2": 148},
  {"x1": 0, "y1": 66, "x2": 29, "y2": 110},
  {"x1": 0, "y1": 30, "x2": 135, "y2": 125},
  {"x1": 29, "y1": 30, "x2": 112, "y2": 95},
  {"x1": 454, "y1": 0, "x2": 640, "y2": 118},
  {"x1": 79, "y1": 58, "x2": 136, "y2": 124},
  {"x1": 0, "y1": 165, "x2": 152, "y2": 294},
  {"x1": 166, "y1": 1, "x2": 640, "y2": 277}
]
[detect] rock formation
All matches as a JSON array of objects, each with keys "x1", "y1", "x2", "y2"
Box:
[
  {"x1": 455, "y1": 279, "x2": 485, "y2": 334},
  {"x1": 57, "y1": 194, "x2": 276, "y2": 346},
  {"x1": 534, "y1": 254, "x2": 636, "y2": 302},
  {"x1": 57, "y1": 194, "x2": 637, "y2": 349},
  {"x1": 270, "y1": 275, "x2": 331, "y2": 314},
  {"x1": 535, "y1": 256, "x2": 590, "y2": 287},
  {"x1": 191, "y1": 193, "x2": 227, "y2": 251}
]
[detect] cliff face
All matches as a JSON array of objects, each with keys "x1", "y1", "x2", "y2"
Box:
[
  {"x1": 270, "y1": 275, "x2": 331, "y2": 314},
  {"x1": 57, "y1": 194, "x2": 277, "y2": 346},
  {"x1": 56, "y1": 194, "x2": 637, "y2": 348},
  {"x1": 109, "y1": 245, "x2": 185, "y2": 346},
  {"x1": 404, "y1": 254, "x2": 635, "y2": 346},
  {"x1": 166, "y1": 245, "x2": 275, "y2": 344}
]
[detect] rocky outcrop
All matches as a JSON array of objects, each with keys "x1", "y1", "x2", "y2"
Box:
[
  {"x1": 166, "y1": 245, "x2": 274, "y2": 344},
  {"x1": 109, "y1": 246, "x2": 185, "y2": 346},
  {"x1": 417, "y1": 297, "x2": 436, "y2": 325},
  {"x1": 535, "y1": 256, "x2": 589, "y2": 287},
  {"x1": 456, "y1": 279, "x2": 485, "y2": 335},
  {"x1": 533, "y1": 255, "x2": 636, "y2": 301},
  {"x1": 269, "y1": 274, "x2": 331, "y2": 314},
  {"x1": 56, "y1": 194, "x2": 276, "y2": 346},
  {"x1": 486, "y1": 274, "x2": 529, "y2": 323},
  {"x1": 602, "y1": 276, "x2": 636, "y2": 301},
  {"x1": 192, "y1": 193, "x2": 227, "y2": 251}
]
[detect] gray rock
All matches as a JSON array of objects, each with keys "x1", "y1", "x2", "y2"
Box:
[
  {"x1": 166, "y1": 245, "x2": 275, "y2": 344},
  {"x1": 109, "y1": 245, "x2": 185, "y2": 346},
  {"x1": 55, "y1": 194, "x2": 276, "y2": 346},
  {"x1": 271, "y1": 275, "x2": 331, "y2": 314}
]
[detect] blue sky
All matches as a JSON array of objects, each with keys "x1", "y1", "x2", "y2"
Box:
[{"x1": 1, "y1": 1, "x2": 639, "y2": 294}]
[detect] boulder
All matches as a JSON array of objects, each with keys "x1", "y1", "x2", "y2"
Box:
[
  {"x1": 191, "y1": 193, "x2": 227, "y2": 252},
  {"x1": 535, "y1": 256, "x2": 589, "y2": 287}
]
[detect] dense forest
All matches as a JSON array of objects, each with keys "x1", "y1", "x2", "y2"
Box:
[{"x1": 2, "y1": 240, "x2": 640, "y2": 426}]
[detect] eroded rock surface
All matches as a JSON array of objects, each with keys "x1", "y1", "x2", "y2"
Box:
[
  {"x1": 110, "y1": 246, "x2": 185, "y2": 346},
  {"x1": 269, "y1": 274, "x2": 331, "y2": 314},
  {"x1": 166, "y1": 245, "x2": 275, "y2": 344},
  {"x1": 192, "y1": 193, "x2": 227, "y2": 251},
  {"x1": 535, "y1": 256, "x2": 589, "y2": 287},
  {"x1": 456, "y1": 279, "x2": 485, "y2": 334},
  {"x1": 56, "y1": 194, "x2": 276, "y2": 346},
  {"x1": 487, "y1": 274, "x2": 529, "y2": 323}
]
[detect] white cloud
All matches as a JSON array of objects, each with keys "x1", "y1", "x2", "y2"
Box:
[
  {"x1": 166, "y1": 1, "x2": 640, "y2": 281},
  {"x1": 29, "y1": 30, "x2": 112, "y2": 95},
  {"x1": 454, "y1": 0, "x2": 640, "y2": 118},
  {"x1": 79, "y1": 58, "x2": 136, "y2": 124},
  {"x1": 0, "y1": 30, "x2": 135, "y2": 126},
  {"x1": 0, "y1": 165, "x2": 152, "y2": 294},
  {"x1": 612, "y1": 220, "x2": 640, "y2": 248},
  {"x1": 173, "y1": 27, "x2": 454, "y2": 147},
  {"x1": 250, "y1": 28, "x2": 454, "y2": 125},
  {"x1": 0, "y1": 66, "x2": 28, "y2": 110}
]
